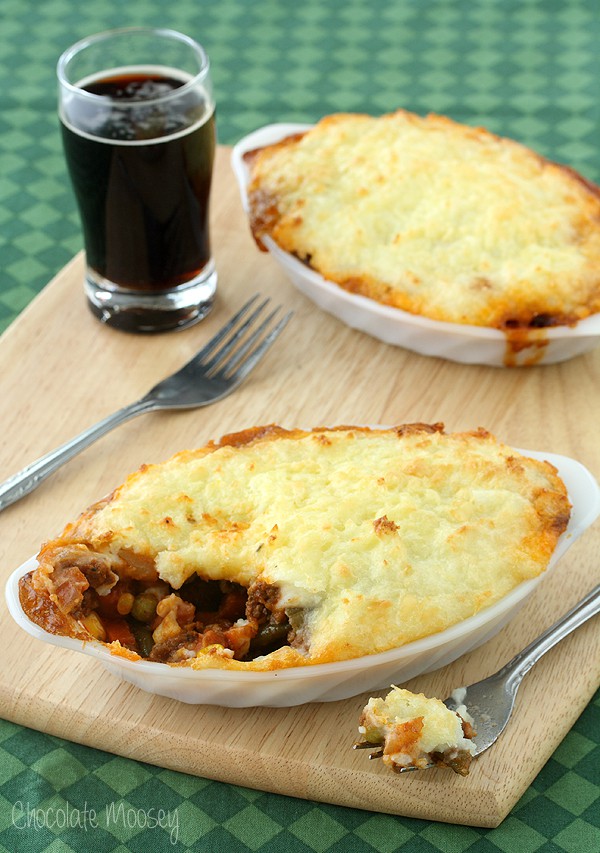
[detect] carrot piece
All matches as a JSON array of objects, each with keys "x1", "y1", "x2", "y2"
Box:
[
  {"x1": 96, "y1": 583, "x2": 131, "y2": 617},
  {"x1": 102, "y1": 617, "x2": 137, "y2": 650}
]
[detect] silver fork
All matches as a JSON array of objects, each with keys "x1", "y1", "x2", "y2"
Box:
[
  {"x1": 355, "y1": 584, "x2": 600, "y2": 769},
  {"x1": 0, "y1": 295, "x2": 292, "y2": 512}
]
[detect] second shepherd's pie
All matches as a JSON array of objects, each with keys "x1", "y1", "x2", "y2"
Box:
[
  {"x1": 245, "y1": 110, "x2": 600, "y2": 330},
  {"x1": 20, "y1": 424, "x2": 570, "y2": 669}
]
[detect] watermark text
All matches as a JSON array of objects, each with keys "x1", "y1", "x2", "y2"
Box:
[{"x1": 12, "y1": 800, "x2": 179, "y2": 844}]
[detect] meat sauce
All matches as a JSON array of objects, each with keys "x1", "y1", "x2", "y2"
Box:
[{"x1": 19, "y1": 569, "x2": 292, "y2": 664}]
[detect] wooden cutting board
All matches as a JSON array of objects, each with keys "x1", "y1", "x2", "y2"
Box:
[{"x1": 1, "y1": 147, "x2": 599, "y2": 828}]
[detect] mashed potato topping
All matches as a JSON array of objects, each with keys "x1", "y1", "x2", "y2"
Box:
[
  {"x1": 22, "y1": 424, "x2": 570, "y2": 669},
  {"x1": 246, "y1": 110, "x2": 600, "y2": 330}
]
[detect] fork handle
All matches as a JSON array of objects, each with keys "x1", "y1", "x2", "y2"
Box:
[
  {"x1": 502, "y1": 584, "x2": 600, "y2": 690},
  {"x1": 0, "y1": 398, "x2": 155, "y2": 512}
]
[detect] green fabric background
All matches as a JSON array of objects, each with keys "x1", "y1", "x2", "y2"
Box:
[{"x1": 1, "y1": 0, "x2": 598, "y2": 850}]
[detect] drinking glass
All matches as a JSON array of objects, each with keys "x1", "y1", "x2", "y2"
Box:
[{"x1": 57, "y1": 27, "x2": 217, "y2": 332}]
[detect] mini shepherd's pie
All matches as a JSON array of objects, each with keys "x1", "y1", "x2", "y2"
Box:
[
  {"x1": 245, "y1": 110, "x2": 600, "y2": 330},
  {"x1": 358, "y1": 686, "x2": 477, "y2": 775},
  {"x1": 19, "y1": 424, "x2": 570, "y2": 670}
]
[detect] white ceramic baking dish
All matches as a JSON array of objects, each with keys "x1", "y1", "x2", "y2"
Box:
[
  {"x1": 231, "y1": 123, "x2": 600, "y2": 367},
  {"x1": 6, "y1": 448, "x2": 599, "y2": 707}
]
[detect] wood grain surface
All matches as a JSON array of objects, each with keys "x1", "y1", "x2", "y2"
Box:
[{"x1": 0, "y1": 147, "x2": 599, "y2": 827}]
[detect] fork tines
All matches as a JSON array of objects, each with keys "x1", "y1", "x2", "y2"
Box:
[
  {"x1": 193, "y1": 295, "x2": 293, "y2": 384},
  {"x1": 353, "y1": 741, "x2": 384, "y2": 759}
]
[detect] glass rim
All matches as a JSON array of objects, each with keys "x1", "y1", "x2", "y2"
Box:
[{"x1": 57, "y1": 26, "x2": 211, "y2": 106}]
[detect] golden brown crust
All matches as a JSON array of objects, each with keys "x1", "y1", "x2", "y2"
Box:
[
  {"x1": 246, "y1": 110, "x2": 600, "y2": 330},
  {"x1": 19, "y1": 571, "x2": 89, "y2": 640},
  {"x1": 23, "y1": 423, "x2": 571, "y2": 670}
]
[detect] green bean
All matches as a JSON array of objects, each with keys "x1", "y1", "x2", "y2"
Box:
[
  {"x1": 250, "y1": 622, "x2": 289, "y2": 652},
  {"x1": 131, "y1": 623, "x2": 154, "y2": 658}
]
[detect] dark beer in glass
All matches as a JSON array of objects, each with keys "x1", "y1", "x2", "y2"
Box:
[{"x1": 58, "y1": 28, "x2": 217, "y2": 332}]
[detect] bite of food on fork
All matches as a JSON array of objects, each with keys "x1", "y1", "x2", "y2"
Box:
[
  {"x1": 354, "y1": 584, "x2": 600, "y2": 776},
  {"x1": 355, "y1": 686, "x2": 477, "y2": 776}
]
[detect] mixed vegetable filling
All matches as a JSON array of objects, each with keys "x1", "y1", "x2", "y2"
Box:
[
  {"x1": 85, "y1": 575, "x2": 295, "y2": 662},
  {"x1": 35, "y1": 550, "x2": 295, "y2": 663}
]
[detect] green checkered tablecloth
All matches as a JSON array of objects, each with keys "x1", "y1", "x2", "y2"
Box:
[{"x1": 1, "y1": 0, "x2": 599, "y2": 851}]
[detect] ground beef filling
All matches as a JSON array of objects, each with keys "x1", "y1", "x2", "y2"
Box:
[{"x1": 21, "y1": 562, "x2": 294, "y2": 664}]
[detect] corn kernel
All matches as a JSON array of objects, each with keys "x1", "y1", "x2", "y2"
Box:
[
  {"x1": 198, "y1": 644, "x2": 234, "y2": 658},
  {"x1": 81, "y1": 612, "x2": 106, "y2": 642},
  {"x1": 117, "y1": 592, "x2": 135, "y2": 616}
]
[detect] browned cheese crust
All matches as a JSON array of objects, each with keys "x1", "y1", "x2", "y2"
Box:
[
  {"x1": 20, "y1": 424, "x2": 571, "y2": 670},
  {"x1": 245, "y1": 110, "x2": 600, "y2": 330}
]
